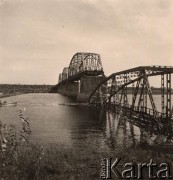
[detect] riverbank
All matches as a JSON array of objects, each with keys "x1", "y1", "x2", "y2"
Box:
[
  {"x1": 0, "y1": 84, "x2": 53, "y2": 99},
  {"x1": 1, "y1": 93, "x2": 173, "y2": 179},
  {"x1": 1, "y1": 143, "x2": 173, "y2": 180}
]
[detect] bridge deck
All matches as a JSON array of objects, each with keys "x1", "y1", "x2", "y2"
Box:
[{"x1": 59, "y1": 70, "x2": 104, "y2": 84}]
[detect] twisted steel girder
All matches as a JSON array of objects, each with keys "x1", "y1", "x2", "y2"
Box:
[
  {"x1": 89, "y1": 66, "x2": 173, "y2": 104},
  {"x1": 89, "y1": 65, "x2": 173, "y2": 136}
]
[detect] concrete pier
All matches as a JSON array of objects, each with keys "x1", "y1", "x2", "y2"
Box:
[{"x1": 50, "y1": 75, "x2": 105, "y2": 102}]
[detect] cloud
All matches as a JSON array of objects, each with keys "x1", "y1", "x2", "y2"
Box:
[{"x1": 0, "y1": 0, "x2": 173, "y2": 85}]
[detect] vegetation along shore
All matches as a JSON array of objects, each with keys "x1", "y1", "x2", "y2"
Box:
[
  {"x1": 0, "y1": 84, "x2": 53, "y2": 98},
  {"x1": 0, "y1": 111, "x2": 173, "y2": 179},
  {"x1": 0, "y1": 84, "x2": 172, "y2": 99}
]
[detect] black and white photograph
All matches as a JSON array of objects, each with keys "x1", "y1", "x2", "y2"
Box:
[{"x1": 0, "y1": 0, "x2": 173, "y2": 179}]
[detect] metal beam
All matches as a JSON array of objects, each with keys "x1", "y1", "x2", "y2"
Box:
[
  {"x1": 161, "y1": 74, "x2": 165, "y2": 115},
  {"x1": 166, "y1": 73, "x2": 171, "y2": 119}
]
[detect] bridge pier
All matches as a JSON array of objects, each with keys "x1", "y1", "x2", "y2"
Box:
[
  {"x1": 50, "y1": 52, "x2": 105, "y2": 102},
  {"x1": 51, "y1": 75, "x2": 105, "y2": 102},
  {"x1": 77, "y1": 76, "x2": 105, "y2": 102},
  {"x1": 50, "y1": 81, "x2": 78, "y2": 97}
]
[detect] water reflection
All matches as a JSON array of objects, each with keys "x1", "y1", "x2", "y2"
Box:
[
  {"x1": 99, "y1": 110, "x2": 168, "y2": 150},
  {"x1": 0, "y1": 94, "x2": 172, "y2": 152}
]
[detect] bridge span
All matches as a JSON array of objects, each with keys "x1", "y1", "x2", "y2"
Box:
[
  {"x1": 89, "y1": 66, "x2": 173, "y2": 138},
  {"x1": 50, "y1": 52, "x2": 105, "y2": 102},
  {"x1": 51, "y1": 53, "x2": 173, "y2": 138}
]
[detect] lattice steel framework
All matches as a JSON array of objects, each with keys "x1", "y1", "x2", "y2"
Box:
[
  {"x1": 89, "y1": 66, "x2": 173, "y2": 135},
  {"x1": 68, "y1": 52, "x2": 103, "y2": 77}
]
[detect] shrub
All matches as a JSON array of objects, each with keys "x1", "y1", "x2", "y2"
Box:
[{"x1": 0, "y1": 110, "x2": 44, "y2": 179}]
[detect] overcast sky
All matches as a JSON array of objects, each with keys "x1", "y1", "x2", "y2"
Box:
[{"x1": 0, "y1": 0, "x2": 173, "y2": 85}]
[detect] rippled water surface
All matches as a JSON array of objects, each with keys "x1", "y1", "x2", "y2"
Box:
[{"x1": 0, "y1": 93, "x2": 172, "y2": 151}]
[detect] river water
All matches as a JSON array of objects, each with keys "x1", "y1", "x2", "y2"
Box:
[{"x1": 0, "y1": 93, "x2": 172, "y2": 151}]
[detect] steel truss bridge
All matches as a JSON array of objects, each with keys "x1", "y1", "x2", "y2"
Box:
[
  {"x1": 89, "y1": 66, "x2": 173, "y2": 137},
  {"x1": 58, "y1": 52, "x2": 104, "y2": 83}
]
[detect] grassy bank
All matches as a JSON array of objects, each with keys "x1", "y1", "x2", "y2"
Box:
[
  {"x1": 1, "y1": 143, "x2": 173, "y2": 180},
  {"x1": 0, "y1": 112, "x2": 173, "y2": 180}
]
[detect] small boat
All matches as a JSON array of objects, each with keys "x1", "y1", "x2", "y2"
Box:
[{"x1": 0, "y1": 102, "x2": 17, "y2": 107}]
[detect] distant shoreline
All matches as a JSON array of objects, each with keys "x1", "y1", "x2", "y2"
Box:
[
  {"x1": 0, "y1": 84, "x2": 53, "y2": 99},
  {"x1": 0, "y1": 84, "x2": 172, "y2": 99},
  {"x1": 0, "y1": 92, "x2": 49, "y2": 99},
  {"x1": 0, "y1": 93, "x2": 19, "y2": 99}
]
